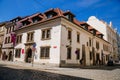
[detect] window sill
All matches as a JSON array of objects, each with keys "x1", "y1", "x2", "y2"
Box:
[
  {"x1": 40, "y1": 57, "x2": 50, "y2": 59},
  {"x1": 41, "y1": 38, "x2": 51, "y2": 40},
  {"x1": 67, "y1": 58, "x2": 71, "y2": 60}
]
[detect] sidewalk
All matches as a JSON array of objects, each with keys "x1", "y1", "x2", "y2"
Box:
[
  {"x1": 0, "y1": 60, "x2": 120, "y2": 80},
  {"x1": 0, "y1": 60, "x2": 59, "y2": 70}
]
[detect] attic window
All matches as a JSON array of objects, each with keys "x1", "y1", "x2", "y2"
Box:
[
  {"x1": 64, "y1": 12, "x2": 75, "y2": 22},
  {"x1": 98, "y1": 34, "x2": 103, "y2": 39},
  {"x1": 22, "y1": 20, "x2": 31, "y2": 26},
  {"x1": 64, "y1": 14, "x2": 74, "y2": 22},
  {"x1": 81, "y1": 24, "x2": 88, "y2": 30},
  {"x1": 45, "y1": 11, "x2": 57, "y2": 19},
  {"x1": 47, "y1": 14, "x2": 53, "y2": 18},
  {"x1": 32, "y1": 16, "x2": 42, "y2": 23},
  {"x1": 90, "y1": 29, "x2": 96, "y2": 36}
]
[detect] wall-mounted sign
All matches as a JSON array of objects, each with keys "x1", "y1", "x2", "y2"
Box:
[
  {"x1": 21, "y1": 49, "x2": 24, "y2": 54},
  {"x1": 33, "y1": 43, "x2": 36, "y2": 48},
  {"x1": 53, "y1": 46, "x2": 57, "y2": 48}
]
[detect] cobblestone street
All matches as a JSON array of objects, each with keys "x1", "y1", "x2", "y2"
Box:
[
  {"x1": 0, "y1": 61, "x2": 120, "y2": 80},
  {"x1": 0, "y1": 66, "x2": 90, "y2": 80}
]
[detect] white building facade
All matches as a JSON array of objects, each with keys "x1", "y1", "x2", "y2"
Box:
[
  {"x1": 0, "y1": 22, "x2": 6, "y2": 59},
  {"x1": 12, "y1": 8, "x2": 110, "y2": 67}
]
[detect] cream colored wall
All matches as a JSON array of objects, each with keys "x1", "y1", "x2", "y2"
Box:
[
  {"x1": 60, "y1": 18, "x2": 92, "y2": 66},
  {"x1": 60, "y1": 18, "x2": 110, "y2": 66}
]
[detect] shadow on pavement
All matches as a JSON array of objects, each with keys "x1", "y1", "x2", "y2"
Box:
[
  {"x1": 0, "y1": 66, "x2": 91, "y2": 80},
  {"x1": 79, "y1": 63, "x2": 120, "y2": 70}
]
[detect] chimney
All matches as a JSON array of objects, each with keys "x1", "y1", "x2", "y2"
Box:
[{"x1": 109, "y1": 21, "x2": 112, "y2": 27}]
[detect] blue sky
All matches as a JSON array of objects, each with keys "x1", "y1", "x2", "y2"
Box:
[{"x1": 0, "y1": 0, "x2": 120, "y2": 33}]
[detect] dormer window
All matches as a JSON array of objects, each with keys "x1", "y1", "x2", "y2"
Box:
[
  {"x1": 47, "y1": 14, "x2": 53, "y2": 18},
  {"x1": 45, "y1": 10, "x2": 57, "y2": 19},
  {"x1": 64, "y1": 12, "x2": 75, "y2": 22},
  {"x1": 81, "y1": 24, "x2": 88, "y2": 30},
  {"x1": 22, "y1": 20, "x2": 31, "y2": 26},
  {"x1": 90, "y1": 29, "x2": 96, "y2": 36},
  {"x1": 32, "y1": 16, "x2": 42, "y2": 23},
  {"x1": 98, "y1": 34, "x2": 103, "y2": 39}
]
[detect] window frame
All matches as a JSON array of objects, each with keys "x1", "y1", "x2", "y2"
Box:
[
  {"x1": 67, "y1": 47, "x2": 72, "y2": 59},
  {"x1": 76, "y1": 48, "x2": 80, "y2": 60},
  {"x1": 41, "y1": 28, "x2": 51, "y2": 40},
  {"x1": 40, "y1": 46, "x2": 50, "y2": 59},
  {"x1": 15, "y1": 48, "x2": 21, "y2": 58},
  {"x1": 77, "y1": 32, "x2": 80, "y2": 43},
  {"x1": 16, "y1": 34, "x2": 22, "y2": 44},
  {"x1": 27, "y1": 31, "x2": 34, "y2": 42}
]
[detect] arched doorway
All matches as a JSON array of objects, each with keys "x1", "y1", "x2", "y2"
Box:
[
  {"x1": 25, "y1": 48, "x2": 32, "y2": 63},
  {"x1": 8, "y1": 51, "x2": 13, "y2": 61}
]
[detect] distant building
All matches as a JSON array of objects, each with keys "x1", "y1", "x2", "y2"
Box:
[
  {"x1": 116, "y1": 32, "x2": 120, "y2": 60},
  {"x1": 0, "y1": 22, "x2": 6, "y2": 59},
  {"x1": 2, "y1": 17, "x2": 22, "y2": 61},
  {"x1": 87, "y1": 16, "x2": 118, "y2": 60},
  {"x1": 11, "y1": 8, "x2": 110, "y2": 67}
]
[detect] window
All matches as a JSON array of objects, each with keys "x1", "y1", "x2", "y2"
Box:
[
  {"x1": 22, "y1": 20, "x2": 31, "y2": 26},
  {"x1": 5, "y1": 37, "x2": 7, "y2": 44},
  {"x1": 103, "y1": 44, "x2": 108, "y2": 51},
  {"x1": 76, "y1": 49, "x2": 80, "y2": 60},
  {"x1": 16, "y1": 35, "x2": 22, "y2": 44},
  {"x1": 96, "y1": 41, "x2": 99, "y2": 49},
  {"x1": 67, "y1": 47, "x2": 71, "y2": 59},
  {"x1": 8, "y1": 37, "x2": 10, "y2": 43},
  {"x1": 106, "y1": 55, "x2": 109, "y2": 61},
  {"x1": 9, "y1": 27, "x2": 11, "y2": 33},
  {"x1": 41, "y1": 29, "x2": 51, "y2": 40},
  {"x1": 89, "y1": 38, "x2": 91, "y2": 47},
  {"x1": 87, "y1": 42, "x2": 88, "y2": 46},
  {"x1": 40, "y1": 47, "x2": 50, "y2": 59},
  {"x1": 68, "y1": 30, "x2": 72, "y2": 40},
  {"x1": 64, "y1": 14, "x2": 74, "y2": 22},
  {"x1": 6, "y1": 28, "x2": 9, "y2": 34},
  {"x1": 77, "y1": 33, "x2": 80, "y2": 43},
  {"x1": 12, "y1": 26, "x2": 15, "y2": 31},
  {"x1": 47, "y1": 14, "x2": 53, "y2": 18},
  {"x1": 15, "y1": 48, "x2": 21, "y2": 58},
  {"x1": 32, "y1": 16, "x2": 42, "y2": 23},
  {"x1": 27, "y1": 32, "x2": 34, "y2": 42},
  {"x1": 46, "y1": 12, "x2": 57, "y2": 19},
  {"x1": 90, "y1": 51, "x2": 92, "y2": 60}
]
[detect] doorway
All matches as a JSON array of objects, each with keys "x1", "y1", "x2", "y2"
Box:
[
  {"x1": 25, "y1": 48, "x2": 32, "y2": 63},
  {"x1": 2, "y1": 51, "x2": 7, "y2": 60},
  {"x1": 82, "y1": 45, "x2": 86, "y2": 66},
  {"x1": 8, "y1": 51, "x2": 13, "y2": 61},
  {"x1": 96, "y1": 53, "x2": 100, "y2": 65}
]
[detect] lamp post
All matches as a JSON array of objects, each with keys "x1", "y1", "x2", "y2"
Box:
[{"x1": 32, "y1": 43, "x2": 36, "y2": 67}]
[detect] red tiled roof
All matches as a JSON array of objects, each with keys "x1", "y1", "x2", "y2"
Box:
[
  {"x1": 88, "y1": 26, "x2": 94, "y2": 30},
  {"x1": 96, "y1": 31, "x2": 103, "y2": 35},
  {"x1": 28, "y1": 13, "x2": 41, "y2": 18},
  {"x1": 17, "y1": 8, "x2": 105, "y2": 38}
]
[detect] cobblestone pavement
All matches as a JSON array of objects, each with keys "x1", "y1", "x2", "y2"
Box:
[
  {"x1": 0, "y1": 61, "x2": 120, "y2": 80},
  {"x1": 0, "y1": 66, "x2": 90, "y2": 80}
]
